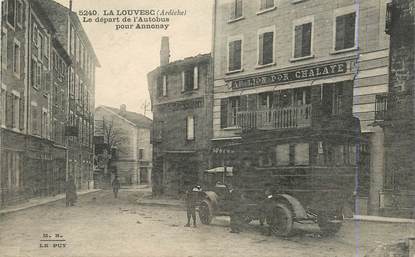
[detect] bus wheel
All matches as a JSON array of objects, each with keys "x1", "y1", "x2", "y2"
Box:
[
  {"x1": 199, "y1": 200, "x2": 213, "y2": 225},
  {"x1": 268, "y1": 203, "x2": 293, "y2": 237},
  {"x1": 317, "y1": 212, "x2": 343, "y2": 236}
]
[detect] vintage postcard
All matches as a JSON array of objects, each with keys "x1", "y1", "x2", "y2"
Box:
[{"x1": 0, "y1": 0, "x2": 414, "y2": 256}]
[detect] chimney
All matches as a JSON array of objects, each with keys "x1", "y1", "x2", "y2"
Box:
[
  {"x1": 160, "y1": 36, "x2": 170, "y2": 66},
  {"x1": 120, "y1": 104, "x2": 127, "y2": 116},
  {"x1": 69, "y1": 0, "x2": 73, "y2": 11}
]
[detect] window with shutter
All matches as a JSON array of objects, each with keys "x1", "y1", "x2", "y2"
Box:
[
  {"x1": 258, "y1": 31, "x2": 274, "y2": 65},
  {"x1": 220, "y1": 98, "x2": 228, "y2": 128},
  {"x1": 0, "y1": 88, "x2": 6, "y2": 126},
  {"x1": 260, "y1": 0, "x2": 274, "y2": 11},
  {"x1": 294, "y1": 22, "x2": 312, "y2": 58},
  {"x1": 162, "y1": 75, "x2": 168, "y2": 96},
  {"x1": 229, "y1": 97, "x2": 240, "y2": 127},
  {"x1": 230, "y1": 0, "x2": 243, "y2": 20},
  {"x1": 182, "y1": 69, "x2": 194, "y2": 92},
  {"x1": 228, "y1": 39, "x2": 242, "y2": 71},
  {"x1": 186, "y1": 115, "x2": 195, "y2": 141},
  {"x1": 36, "y1": 63, "x2": 41, "y2": 88},
  {"x1": 5, "y1": 92, "x2": 13, "y2": 128},
  {"x1": 31, "y1": 105, "x2": 38, "y2": 135},
  {"x1": 335, "y1": 12, "x2": 356, "y2": 51},
  {"x1": 7, "y1": 0, "x2": 15, "y2": 27},
  {"x1": 193, "y1": 66, "x2": 199, "y2": 90},
  {"x1": 18, "y1": 97, "x2": 25, "y2": 130},
  {"x1": 12, "y1": 95, "x2": 19, "y2": 129},
  {"x1": 1, "y1": 28, "x2": 7, "y2": 69}
]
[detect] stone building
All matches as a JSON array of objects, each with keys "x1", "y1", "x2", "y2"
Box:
[
  {"x1": 34, "y1": 0, "x2": 100, "y2": 190},
  {"x1": 0, "y1": 0, "x2": 98, "y2": 207},
  {"x1": 212, "y1": 0, "x2": 391, "y2": 214},
  {"x1": 148, "y1": 38, "x2": 213, "y2": 196},
  {"x1": 94, "y1": 105, "x2": 152, "y2": 186},
  {"x1": 381, "y1": 0, "x2": 414, "y2": 218}
]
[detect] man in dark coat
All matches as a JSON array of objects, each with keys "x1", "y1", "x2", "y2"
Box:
[
  {"x1": 65, "y1": 175, "x2": 77, "y2": 207},
  {"x1": 185, "y1": 185, "x2": 200, "y2": 227},
  {"x1": 112, "y1": 176, "x2": 121, "y2": 198},
  {"x1": 228, "y1": 185, "x2": 244, "y2": 233}
]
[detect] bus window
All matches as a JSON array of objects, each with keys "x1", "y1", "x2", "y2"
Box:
[
  {"x1": 275, "y1": 144, "x2": 290, "y2": 166},
  {"x1": 294, "y1": 143, "x2": 310, "y2": 166}
]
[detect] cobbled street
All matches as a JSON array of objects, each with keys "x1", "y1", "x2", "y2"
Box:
[{"x1": 0, "y1": 188, "x2": 414, "y2": 257}]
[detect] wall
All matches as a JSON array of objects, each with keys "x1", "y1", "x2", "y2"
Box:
[{"x1": 212, "y1": 0, "x2": 390, "y2": 139}]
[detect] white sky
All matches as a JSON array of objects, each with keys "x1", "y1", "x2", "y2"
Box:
[{"x1": 55, "y1": 0, "x2": 213, "y2": 116}]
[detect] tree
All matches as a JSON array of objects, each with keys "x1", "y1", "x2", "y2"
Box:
[{"x1": 96, "y1": 118, "x2": 125, "y2": 176}]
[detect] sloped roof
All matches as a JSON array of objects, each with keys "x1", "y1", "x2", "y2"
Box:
[{"x1": 98, "y1": 105, "x2": 152, "y2": 129}]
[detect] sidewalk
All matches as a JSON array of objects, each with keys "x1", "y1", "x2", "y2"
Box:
[
  {"x1": 350, "y1": 215, "x2": 415, "y2": 224},
  {"x1": 0, "y1": 189, "x2": 102, "y2": 215},
  {"x1": 136, "y1": 197, "x2": 415, "y2": 224}
]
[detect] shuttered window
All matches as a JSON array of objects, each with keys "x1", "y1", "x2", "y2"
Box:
[
  {"x1": 335, "y1": 12, "x2": 356, "y2": 51},
  {"x1": 294, "y1": 22, "x2": 312, "y2": 58},
  {"x1": 182, "y1": 69, "x2": 194, "y2": 92},
  {"x1": 230, "y1": 0, "x2": 243, "y2": 20},
  {"x1": 5, "y1": 92, "x2": 13, "y2": 128},
  {"x1": 13, "y1": 41, "x2": 21, "y2": 76},
  {"x1": 18, "y1": 97, "x2": 25, "y2": 130},
  {"x1": 0, "y1": 88, "x2": 6, "y2": 126},
  {"x1": 162, "y1": 75, "x2": 168, "y2": 96},
  {"x1": 220, "y1": 99, "x2": 228, "y2": 128},
  {"x1": 258, "y1": 31, "x2": 274, "y2": 65},
  {"x1": 186, "y1": 115, "x2": 195, "y2": 141},
  {"x1": 1, "y1": 28, "x2": 7, "y2": 68},
  {"x1": 7, "y1": 0, "x2": 15, "y2": 27},
  {"x1": 31, "y1": 105, "x2": 39, "y2": 135},
  {"x1": 193, "y1": 66, "x2": 199, "y2": 90},
  {"x1": 228, "y1": 39, "x2": 242, "y2": 71},
  {"x1": 229, "y1": 97, "x2": 240, "y2": 127},
  {"x1": 260, "y1": 0, "x2": 274, "y2": 10},
  {"x1": 16, "y1": 0, "x2": 23, "y2": 27},
  {"x1": 12, "y1": 94, "x2": 19, "y2": 129}
]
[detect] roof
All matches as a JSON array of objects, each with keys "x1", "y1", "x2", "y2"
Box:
[
  {"x1": 148, "y1": 53, "x2": 211, "y2": 78},
  {"x1": 97, "y1": 105, "x2": 152, "y2": 129}
]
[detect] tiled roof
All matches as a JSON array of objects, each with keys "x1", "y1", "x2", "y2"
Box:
[{"x1": 99, "y1": 106, "x2": 152, "y2": 129}]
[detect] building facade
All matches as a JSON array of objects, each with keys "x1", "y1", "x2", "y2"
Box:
[
  {"x1": 0, "y1": 0, "x2": 98, "y2": 207},
  {"x1": 34, "y1": 0, "x2": 100, "y2": 190},
  {"x1": 381, "y1": 0, "x2": 414, "y2": 218},
  {"x1": 148, "y1": 38, "x2": 213, "y2": 196},
  {"x1": 212, "y1": 0, "x2": 390, "y2": 214},
  {"x1": 94, "y1": 105, "x2": 152, "y2": 186}
]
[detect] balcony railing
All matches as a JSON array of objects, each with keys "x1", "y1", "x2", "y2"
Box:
[{"x1": 237, "y1": 104, "x2": 312, "y2": 130}]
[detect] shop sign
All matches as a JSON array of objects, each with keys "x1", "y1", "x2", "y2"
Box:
[
  {"x1": 160, "y1": 97, "x2": 204, "y2": 112},
  {"x1": 227, "y1": 62, "x2": 348, "y2": 90}
]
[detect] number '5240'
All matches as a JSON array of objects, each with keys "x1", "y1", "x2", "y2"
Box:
[{"x1": 78, "y1": 10, "x2": 98, "y2": 16}]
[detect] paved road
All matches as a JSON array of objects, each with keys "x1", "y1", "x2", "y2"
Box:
[{"x1": 0, "y1": 189, "x2": 413, "y2": 257}]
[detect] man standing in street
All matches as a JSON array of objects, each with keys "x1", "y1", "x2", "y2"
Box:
[
  {"x1": 228, "y1": 184, "x2": 243, "y2": 233},
  {"x1": 112, "y1": 176, "x2": 121, "y2": 198},
  {"x1": 65, "y1": 175, "x2": 77, "y2": 207},
  {"x1": 185, "y1": 184, "x2": 200, "y2": 227}
]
